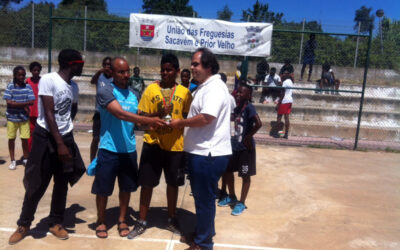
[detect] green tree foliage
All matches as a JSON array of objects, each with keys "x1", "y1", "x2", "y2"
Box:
[
  {"x1": 0, "y1": 1, "x2": 399, "y2": 71},
  {"x1": 0, "y1": 0, "x2": 22, "y2": 10},
  {"x1": 0, "y1": 2, "x2": 54, "y2": 48},
  {"x1": 241, "y1": 0, "x2": 282, "y2": 23},
  {"x1": 369, "y1": 19, "x2": 400, "y2": 69},
  {"x1": 59, "y1": 0, "x2": 107, "y2": 12},
  {"x1": 217, "y1": 5, "x2": 232, "y2": 21},
  {"x1": 142, "y1": 0, "x2": 194, "y2": 17},
  {"x1": 354, "y1": 5, "x2": 374, "y2": 33}
]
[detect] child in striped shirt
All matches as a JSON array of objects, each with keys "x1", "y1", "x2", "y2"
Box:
[{"x1": 3, "y1": 66, "x2": 35, "y2": 170}]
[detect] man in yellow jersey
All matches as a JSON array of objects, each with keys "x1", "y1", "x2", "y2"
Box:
[{"x1": 128, "y1": 53, "x2": 192, "y2": 239}]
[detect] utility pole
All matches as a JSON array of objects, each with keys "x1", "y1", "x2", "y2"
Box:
[
  {"x1": 376, "y1": 9, "x2": 384, "y2": 54},
  {"x1": 84, "y1": 5, "x2": 87, "y2": 51},
  {"x1": 354, "y1": 21, "x2": 361, "y2": 68},
  {"x1": 298, "y1": 18, "x2": 306, "y2": 64},
  {"x1": 31, "y1": 3, "x2": 34, "y2": 48}
]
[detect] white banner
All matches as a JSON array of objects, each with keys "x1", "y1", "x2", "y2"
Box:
[{"x1": 129, "y1": 13, "x2": 273, "y2": 57}]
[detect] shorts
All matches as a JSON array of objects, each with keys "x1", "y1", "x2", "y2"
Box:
[
  {"x1": 278, "y1": 103, "x2": 292, "y2": 115},
  {"x1": 7, "y1": 120, "x2": 30, "y2": 139},
  {"x1": 91, "y1": 149, "x2": 139, "y2": 196},
  {"x1": 226, "y1": 149, "x2": 256, "y2": 177},
  {"x1": 303, "y1": 56, "x2": 315, "y2": 65},
  {"x1": 92, "y1": 112, "x2": 101, "y2": 138},
  {"x1": 138, "y1": 142, "x2": 185, "y2": 187}
]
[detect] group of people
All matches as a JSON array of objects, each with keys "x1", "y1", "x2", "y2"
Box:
[{"x1": 5, "y1": 47, "x2": 264, "y2": 250}]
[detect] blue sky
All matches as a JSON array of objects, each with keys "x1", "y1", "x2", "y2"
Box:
[{"x1": 16, "y1": 0, "x2": 400, "y2": 33}]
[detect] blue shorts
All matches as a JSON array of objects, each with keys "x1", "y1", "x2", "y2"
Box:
[
  {"x1": 303, "y1": 56, "x2": 315, "y2": 65},
  {"x1": 91, "y1": 149, "x2": 139, "y2": 196}
]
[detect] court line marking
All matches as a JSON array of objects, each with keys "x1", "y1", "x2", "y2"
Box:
[{"x1": 0, "y1": 227, "x2": 298, "y2": 250}]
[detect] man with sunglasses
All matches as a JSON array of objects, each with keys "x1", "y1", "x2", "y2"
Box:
[{"x1": 9, "y1": 49, "x2": 86, "y2": 245}]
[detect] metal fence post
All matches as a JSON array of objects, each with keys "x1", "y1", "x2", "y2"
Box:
[
  {"x1": 48, "y1": 5, "x2": 53, "y2": 73},
  {"x1": 298, "y1": 18, "x2": 305, "y2": 64},
  {"x1": 31, "y1": 3, "x2": 34, "y2": 48},
  {"x1": 240, "y1": 15, "x2": 251, "y2": 81},
  {"x1": 84, "y1": 5, "x2": 87, "y2": 51},
  {"x1": 354, "y1": 21, "x2": 361, "y2": 68},
  {"x1": 354, "y1": 27, "x2": 372, "y2": 150}
]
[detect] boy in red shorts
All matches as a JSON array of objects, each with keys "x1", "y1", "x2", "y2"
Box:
[{"x1": 276, "y1": 70, "x2": 293, "y2": 139}]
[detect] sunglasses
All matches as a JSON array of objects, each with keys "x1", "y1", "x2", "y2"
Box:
[{"x1": 68, "y1": 60, "x2": 85, "y2": 65}]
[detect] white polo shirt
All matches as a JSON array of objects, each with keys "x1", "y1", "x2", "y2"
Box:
[{"x1": 184, "y1": 74, "x2": 232, "y2": 157}]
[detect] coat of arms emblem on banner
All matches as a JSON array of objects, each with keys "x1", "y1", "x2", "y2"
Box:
[
  {"x1": 140, "y1": 24, "x2": 155, "y2": 41},
  {"x1": 246, "y1": 26, "x2": 262, "y2": 49}
]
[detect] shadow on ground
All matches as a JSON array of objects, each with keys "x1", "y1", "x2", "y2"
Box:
[
  {"x1": 86, "y1": 206, "x2": 196, "y2": 235},
  {"x1": 29, "y1": 203, "x2": 86, "y2": 239}
]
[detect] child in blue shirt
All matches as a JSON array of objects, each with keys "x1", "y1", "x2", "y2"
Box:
[
  {"x1": 3, "y1": 66, "x2": 35, "y2": 170},
  {"x1": 218, "y1": 83, "x2": 262, "y2": 215}
]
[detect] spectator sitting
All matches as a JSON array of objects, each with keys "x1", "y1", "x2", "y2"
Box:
[
  {"x1": 279, "y1": 59, "x2": 295, "y2": 79},
  {"x1": 260, "y1": 67, "x2": 281, "y2": 104},
  {"x1": 319, "y1": 63, "x2": 340, "y2": 95}
]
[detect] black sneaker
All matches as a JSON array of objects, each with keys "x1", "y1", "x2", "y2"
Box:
[
  {"x1": 127, "y1": 222, "x2": 146, "y2": 240},
  {"x1": 166, "y1": 217, "x2": 180, "y2": 234}
]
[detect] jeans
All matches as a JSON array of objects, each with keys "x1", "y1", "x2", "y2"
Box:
[
  {"x1": 17, "y1": 151, "x2": 69, "y2": 227},
  {"x1": 187, "y1": 153, "x2": 230, "y2": 250}
]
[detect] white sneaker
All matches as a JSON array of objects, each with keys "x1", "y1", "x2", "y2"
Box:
[{"x1": 9, "y1": 160, "x2": 16, "y2": 170}]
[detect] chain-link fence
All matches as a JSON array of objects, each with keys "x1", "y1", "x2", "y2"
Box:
[{"x1": 0, "y1": 4, "x2": 399, "y2": 151}]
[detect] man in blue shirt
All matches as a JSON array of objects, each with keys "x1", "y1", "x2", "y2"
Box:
[{"x1": 91, "y1": 57, "x2": 165, "y2": 239}]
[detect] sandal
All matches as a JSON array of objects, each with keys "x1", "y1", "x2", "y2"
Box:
[
  {"x1": 95, "y1": 223, "x2": 108, "y2": 239},
  {"x1": 117, "y1": 221, "x2": 130, "y2": 237}
]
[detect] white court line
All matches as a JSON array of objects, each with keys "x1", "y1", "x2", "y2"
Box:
[
  {"x1": 0, "y1": 227, "x2": 299, "y2": 250},
  {"x1": 165, "y1": 240, "x2": 175, "y2": 250}
]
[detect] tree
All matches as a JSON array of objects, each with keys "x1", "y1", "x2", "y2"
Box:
[
  {"x1": 241, "y1": 0, "x2": 283, "y2": 23},
  {"x1": 354, "y1": 5, "x2": 374, "y2": 34},
  {"x1": 217, "y1": 5, "x2": 232, "y2": 21},
  {"x1": 142, "y1": 0, "x2": 194, "y2": 17},
  {"x1": 60, "y1": 0, "x2": 107, "y2": 12},
  {"x1": 1, "y1": 0, "x2": 22, "y2": 10}
]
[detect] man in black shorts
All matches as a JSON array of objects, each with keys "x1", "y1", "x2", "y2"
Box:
[{"x1": 128, "y1": 53, "x2": 192, "y2": 239}]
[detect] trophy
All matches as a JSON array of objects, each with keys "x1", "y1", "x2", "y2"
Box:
[
  {"x1": 164, "y1": 113, "x2": 172, "y2": 124},
  {"x1": 163, "y1": 103, "x2": 173, "y2": 124}
]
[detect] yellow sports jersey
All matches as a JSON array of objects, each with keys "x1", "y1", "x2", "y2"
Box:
[{"x1": 138, "y1": 82, "x2": 192, "y2": 151}]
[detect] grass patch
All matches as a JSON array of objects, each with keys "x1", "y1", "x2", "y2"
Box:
[{"x1": 384, "y1": 147, "x2": 400, "y2": 153}]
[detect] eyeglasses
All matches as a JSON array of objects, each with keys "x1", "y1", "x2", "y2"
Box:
[{"x1": 68, "y1": 60, "x2": 85, "y2": 65}]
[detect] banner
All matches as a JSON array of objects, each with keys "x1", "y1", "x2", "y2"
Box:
[{"x1": 129, "y1": 13, "x2": 273, "y2": 57}]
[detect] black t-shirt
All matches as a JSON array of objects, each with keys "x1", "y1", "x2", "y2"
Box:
[
  {"x1": 231, "y1": 103, "x2": 257, "y2": 151},
  {"x1": 279, "y1": 64, "x2": 294, "y2": 75}
]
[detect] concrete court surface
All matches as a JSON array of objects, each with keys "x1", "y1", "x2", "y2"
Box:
[{"x1": 0, "y1": 127, "x2": 399, "y2": 250}]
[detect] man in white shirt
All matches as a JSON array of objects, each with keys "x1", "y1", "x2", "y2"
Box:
[
  {"x1": 261, "y1": 67, "x2": 281, "y2": 104},
  {"x1": 170, "y1": 48, "x2": 232, "y2": 250},
  {"x1": 276, "y1": 70, "x2": 294, "y2": 139}
]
